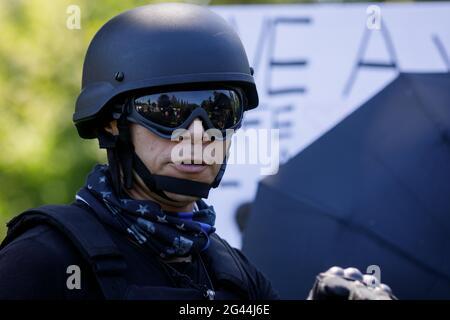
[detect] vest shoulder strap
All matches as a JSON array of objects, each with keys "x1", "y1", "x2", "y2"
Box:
[{"x1": 0, "y1": 203, "x2": 127, "y2": 299}]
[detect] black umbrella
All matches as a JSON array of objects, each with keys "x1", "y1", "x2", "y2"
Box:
[{"x1": 242, "y1": 72, "x2": 450, "y2": 299}]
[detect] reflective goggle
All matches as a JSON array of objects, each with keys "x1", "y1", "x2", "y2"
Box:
[{"x1": 127, "y1": 88, "x2": 244, "y2": 139}]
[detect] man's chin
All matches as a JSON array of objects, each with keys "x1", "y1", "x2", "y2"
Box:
[{"x1": 163, "y1": 191, "x2": 200, "y2": 205}]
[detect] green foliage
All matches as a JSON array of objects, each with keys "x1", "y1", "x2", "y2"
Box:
[{"x1": 0, "y1": 0, "x2": 115, "y2": 239}]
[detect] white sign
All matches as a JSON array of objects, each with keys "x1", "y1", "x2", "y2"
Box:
[{"x1": 209, "y1": 2, "x2": 450, "y2": 248}]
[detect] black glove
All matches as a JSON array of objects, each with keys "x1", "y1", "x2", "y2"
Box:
[{"x1": 307, "y1": 266, "x2": 397, "y2": 300}]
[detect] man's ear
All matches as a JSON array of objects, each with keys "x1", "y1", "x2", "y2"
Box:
[{"x1": 104, "y1": 120, "x2": 119, "y2": 136}]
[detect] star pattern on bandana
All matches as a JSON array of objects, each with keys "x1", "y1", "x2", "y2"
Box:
[
  {"x1": 101, "y1": 191, "x2": 111, "y2": 198},
  {"x1": 176, "y1": 223, "x2": 186, "y2": 231},
  {"x1": 157, "y1": 214, "x2": 168, "y2": 223},
  {"x1": 136, "y1": 204, "x2": 150, "y2": 215},
  {"x1": 78, "y1": 164, "x2": 216, "y2": 258}
]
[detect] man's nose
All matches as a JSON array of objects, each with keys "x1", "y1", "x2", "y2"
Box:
[{"x1": 186, "y1": 118, "x2": 206, "y2": 143}]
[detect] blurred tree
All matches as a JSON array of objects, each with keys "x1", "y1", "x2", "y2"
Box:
[{"x1": 0, "y1": 0, "x2": 150, "y2": 239}]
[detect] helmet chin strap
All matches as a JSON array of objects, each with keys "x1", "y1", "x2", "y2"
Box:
[
  {"x1": 98, "y1": 114, "x2": 227, "y2": 201},
  {"x1": 132, "y1": 153, "x2": 225, "y2": 199}
]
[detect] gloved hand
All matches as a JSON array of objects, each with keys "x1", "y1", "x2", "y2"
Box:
[{"x1": 307, "y1": 266, "x2": 397, "y2": 300}]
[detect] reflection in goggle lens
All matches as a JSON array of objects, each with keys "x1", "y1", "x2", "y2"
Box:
[{"x1": 134, "y1": 89, "x2": 242, "y2": 130}]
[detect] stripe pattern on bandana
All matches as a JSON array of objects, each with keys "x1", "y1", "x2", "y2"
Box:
[{"x1": 76, "y1": 164, "x2": 216, "y2": 258}]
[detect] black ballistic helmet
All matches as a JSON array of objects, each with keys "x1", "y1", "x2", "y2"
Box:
[
  {"x1": 74, "y1": 2, "x2": 258, "y2": 139},
  {"x1": 73, "y1": 3, "x2": 259, "y2": 200}
]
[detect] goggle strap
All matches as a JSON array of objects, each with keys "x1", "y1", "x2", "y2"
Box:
[
  {"x1": 98, "y1": 130, "x2": 123, "y2": 197},
  {"x1": 106, "y1": 148, "x2": 122, "y2": 198},
  {"x1": 117, "y1": 116, "x2": 135, "y2": 189},
  {"x1": 98, "y1": 130, "x2": 119, "y2": 149}
]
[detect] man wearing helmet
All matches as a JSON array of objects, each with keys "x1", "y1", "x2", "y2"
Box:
[{"x1": 0, "y1": 3, "x2": 395, "y2": 300}]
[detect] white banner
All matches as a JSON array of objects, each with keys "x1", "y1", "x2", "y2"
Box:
[{"x1": 209, "y1": 2, "x2": 450, "y2": 248}]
